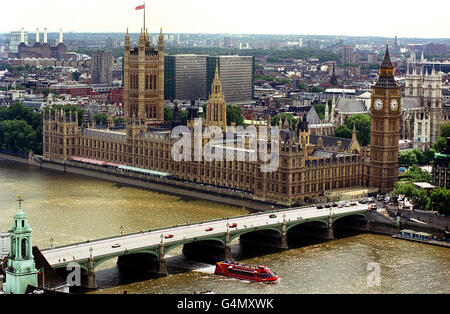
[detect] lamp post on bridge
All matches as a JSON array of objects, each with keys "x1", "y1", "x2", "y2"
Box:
[
  {"x1": 120, "y1": 225, "x2": 124, "y2": 235},
  {"x1": 49, "y1": 237, "x2": 54, "y2": 248}
]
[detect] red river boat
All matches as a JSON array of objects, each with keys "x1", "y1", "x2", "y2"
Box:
[{"x1": 214, "y1": 260, "x2": 279, "y2": 283}]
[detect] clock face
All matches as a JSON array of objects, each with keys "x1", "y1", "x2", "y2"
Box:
[
  {"x1": 390, "y1": 99, "x2": 399, "y2": 111},
  {"x1": 374, "y1": 98, "x2": 384, "y2": 111}
]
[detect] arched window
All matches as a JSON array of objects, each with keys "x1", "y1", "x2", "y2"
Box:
[
  {"x1": 21, "y1": 238, "x2": 28, "y2": 259},
  {"x1": 11, "y1": 236, "x2": 16, "y2": 259},
  {"x1": 153, "y1": 75, "x2": 157, "y2": 89},
  {"x1": 149, "y1": 75, "x2": 153, "y2": 90}
]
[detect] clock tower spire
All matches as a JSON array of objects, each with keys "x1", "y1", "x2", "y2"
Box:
[{"x1": 369, "y1": 42, "x2": 401, "y2": 193}]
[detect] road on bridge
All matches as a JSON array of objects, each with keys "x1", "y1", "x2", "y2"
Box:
[{"x1": 41, "y1": 204, "x2": 368, "y2": 267}]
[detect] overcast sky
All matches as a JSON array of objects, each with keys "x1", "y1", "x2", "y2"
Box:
[{"x1": 2, "y1": 0, "x2": 449, "y2": 38}]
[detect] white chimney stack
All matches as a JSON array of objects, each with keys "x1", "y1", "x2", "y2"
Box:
[
  {"x1": 44, "y1": 28, "x2": 47, "y2": 43},
  {"x1": 36, "y1": 28, "x2": 40, "y2": 43},
  {"x1": 59, "y1": 28, "x2": 63, "y2": 44},
  {"x1": 20, "y1": 28, "x2": 25, "y2": 43}
]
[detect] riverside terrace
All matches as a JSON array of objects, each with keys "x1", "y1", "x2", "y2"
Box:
[{"x1": 39, "y1": 204, "x2": 369, "y2": 289}]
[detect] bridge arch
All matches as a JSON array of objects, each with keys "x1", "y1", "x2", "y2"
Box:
[
  {"x1": 286, "y1": 219, "x2": 329, "y2": 232},
  {"x1": 231, "y1": 227, "x2": 282, "y2": 242},
  {"x1": 94, "y1": 249, "x2": 159, "y2": 271},
  {"x1": 165, "y1": 237, "x2": 225, "y2": 256},
  {"x1": 332, "y1": 212, "x2": 367, "y2": 225}
]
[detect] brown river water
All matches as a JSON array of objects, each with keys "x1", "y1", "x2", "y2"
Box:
[{"x1": 0, "y1": 160, "x2": 448, "y2": 294}]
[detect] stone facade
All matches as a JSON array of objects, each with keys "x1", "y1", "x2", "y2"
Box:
[{"x1": 43, "y1": 30, "x2": 399, "y2": 206}]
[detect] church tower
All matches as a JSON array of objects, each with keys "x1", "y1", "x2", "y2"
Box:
[
  {"x1": 369, "y1": 43, "x2": 401, "y2": 193},
  {"x1": 5, "y1": 195, "x2": 38, "y2": 294},
  {"x1": 205, "y1": 60, "x2": 227, "y2": 132},
  {"x1": 123, "y1": 27, "x2": 165, "y2": 138}
]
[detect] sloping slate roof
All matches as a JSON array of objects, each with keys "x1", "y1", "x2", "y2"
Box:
[
  {"x1": 309, "y1": 134, "x2": 352, "y2": 150},
  {"x1": 336, "y1": 98, "x2": 367, "y2": 113},
  {"x1": 402, "y1": 97, "x2": 423, "y2": 109}
]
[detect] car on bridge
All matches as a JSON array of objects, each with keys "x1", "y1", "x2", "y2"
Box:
[
  {"x1": 165, "y1": 234, "x2": 174, "y2": 239},
  {"x1": 111, "y1": 243, "x2": 121, "y2": 248},
  {"x1": 229, "y1": 223, "x2": 238, "y2": 228},
  {"x1": 205, "y1": 227, "x2": 214, "y2": 232},
  {"x1": 269, "y1": 214, "x2": 277, "y2": 218}
]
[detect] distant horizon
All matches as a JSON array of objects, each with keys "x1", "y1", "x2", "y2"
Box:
[
  {"x1": 1, "y1": 31, "x2": 449, "y2": 41},
  {"x1": 2, "y1": 0, "x2": 449, "y2": 39}
]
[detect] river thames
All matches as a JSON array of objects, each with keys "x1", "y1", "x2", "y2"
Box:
[{"x1": 0, "y1": 160, "x2": 448, "y2": 294}]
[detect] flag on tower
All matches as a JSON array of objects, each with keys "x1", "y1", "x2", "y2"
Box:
[{"x1": 136, "y1": 4, "x2": 145, "y2": 10}]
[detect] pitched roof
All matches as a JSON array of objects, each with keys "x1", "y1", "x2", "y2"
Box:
[
  {"x1": 380, "y1": 42, "x2": 394, "y2": 68},
  {"x1": 309, "y1": 134, "x2": 352, "y2": 150},
  {"x1": 336, "y1": 98, "x2": 367, "y2": 113}
]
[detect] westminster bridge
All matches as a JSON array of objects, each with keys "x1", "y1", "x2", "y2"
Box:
[{"x1": 40, "y1": 204, "x2": 369, "y2": 289}]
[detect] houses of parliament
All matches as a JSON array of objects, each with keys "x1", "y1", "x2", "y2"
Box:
[{"x1": 42, "y1": 29, "x2": 401, "y2": 206}]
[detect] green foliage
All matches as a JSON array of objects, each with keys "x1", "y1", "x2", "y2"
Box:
[
  {"x1": 433, "y1": 136, "x2": 447, "y2": 153},
  {"x1": 394, "y1": 182, "x2": 450, "y2": 215},
  {"x1": 164, "y1": 107, "x2": 173, "y2": 123},
  {"x1": 428, "y1": 188, "x2": 450, "y2": 216},
  {"x1": 335, "y1": 124, "x2": 352, "y2": 139},
  {"x1": 255, "y1": 75, "x2": 275, "y2": 82},
  {"x1": 226, "y1": 105, "x2": 244, "y2": 126},
  {"x1": 398, "y1": 165, "x2": 432, "y2": 183},
  {"x1": 393, "y1": 182, "x2": 429, "y2": 211},
  {"x1": 433, "y1": 123, "x2": 450, "y2": 153},
  {"x1": 165, "y1": 47, "x2": 340, "y2": 62},
  {"x1": 271, "y1": 113, "x2": 297, "y2": 127},
  {"x1": 94, "y1": 113, "x2": 108, "y2": 126},
  {"x1": 0, "y1": 120, "x2": 38, "y2": 154},
  {"x1": 345, "y1": 114, "x2": 371, "y2": 146},
  {"x1": 0, "y1": 102, "x2": 42, "y2": 154},
  {"x1": 440, "y1": 123, "x2": 450, "y2": 138},
  {"x1": 113, "y1": 117, "x2": 125, "y2": 124},
  {"x1": 313, "y1": 103, "x2": 331, "y2": 121},
  {"x1": 310, "y1": 86, "x2": 323, "y2": 93},
  {"x1": 399, "y1": 150, "x2": 418, "y2": 167},
  {"x1": 335, "y1": 114, "x2": 371, "y2": 145}
]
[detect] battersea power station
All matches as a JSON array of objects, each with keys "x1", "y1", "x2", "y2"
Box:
[{"x1": 43, "y1": 29, "x2": 401, "y2": 206}]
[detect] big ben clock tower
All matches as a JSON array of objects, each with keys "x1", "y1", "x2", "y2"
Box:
[{"x1": 369, "y1": 42, "x2": 401, "y2": 193}]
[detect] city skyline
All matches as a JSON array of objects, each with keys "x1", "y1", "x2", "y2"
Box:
[{"x1": 1, "y1": 0, "x2": 450, "y2": 39}]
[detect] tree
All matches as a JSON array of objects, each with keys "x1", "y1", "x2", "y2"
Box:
[
  {"x1": 94, "y1": 113, "x2": 108, "y2": 126},
  {"x1": 164, "y1": 107, "x2": 173, "y2": 123},
  {"x1": 313, "y1": 103, "x2": 330, "y2": 121},
  {"x1": 440, "y1": 123, "x2": 450, "y2": 138},
  {"x1": 0, "y1": 120, "x2": 38, "y2": 154},
  {"x1": 226, "y1": 105, "x2": 244, "y2": 126},
  {"x1": 428, "y1": 188, "x2": 450, "y2": 216},
  {"x1": 393, "y1": 182, "x2": 429, "y2": 211},
  {"x1": 271, "y1": 113, "x2": 296, "y2": 127},
  {"x1": 433, "y1": 136, "x2": 447, "y2": 153},
  {"x1": 399, "y1": 150, "x2": 418, "y2": 167},
  {"x1": 113, "y1": 117, "x2": 125, "y2": 124},
  {"x1": 433, "y1": 123, "x2": 450, "y2": 153},
  {"x1": 310, "y1": 86, "x2": 323, "y2": 93},
  {"x1": 335, "y1": 125, "x2": 352, "y2": 139},
  {"x1": 0, "y1": 102, "x2": 43, "y2": 154},
  {"x1": 398, "y1": 165, "x2": 432, "y2": 183},
  {"x1": 345, "y1": 114, "x2": 371, "y2": 146}
]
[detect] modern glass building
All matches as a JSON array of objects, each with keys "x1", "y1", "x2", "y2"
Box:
[
  {"x1": 206, "y1": 56, "x2": 254, "y2": 104},
  {"x1": 164, "y1": 55, "x2": 254, "y2": 104},
  {"x1": 164, "y1": 55, "x2": 207, "y2": 101}
]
